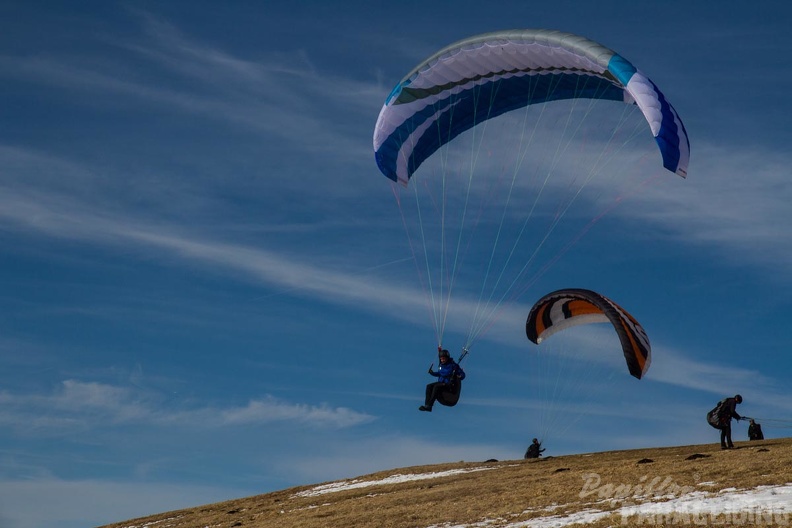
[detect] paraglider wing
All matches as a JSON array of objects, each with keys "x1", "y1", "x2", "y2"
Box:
[
  {"x1": 525, "y1": 288, "x2": 651, "y2": 379},
  {"x1": 373, "y1": 29, "x2": 689, "y2": 186}
]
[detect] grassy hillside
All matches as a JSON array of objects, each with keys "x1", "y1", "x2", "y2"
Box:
[{"x1": 101, "y1": 437, "x2": 792, "y2": 528}]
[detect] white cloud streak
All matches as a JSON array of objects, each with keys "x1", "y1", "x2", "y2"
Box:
[
  {"x1": 628, "y1": 143, "x2": 792, "y2": 272},
  {"x1": 0, "y1": 145, "x2": 789, "y2": 402},
  {"x1": 0, "y1": 11, "x2": 379, "y2": 170},
  {"x1": 0, "y1": 380, "x2": 374, "y2": 434}
]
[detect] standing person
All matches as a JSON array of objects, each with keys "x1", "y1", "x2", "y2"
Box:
[
  {"x1": 524, "y1": 438, "x2": 545, "y2": 459},
  {"x1": 748, "y1": 419, "x2": 764, "y2": 440},
  {"x1": 419, "y1": 348, "x2": 465, "y2": 412},
  {"x1": 707, "y1": 394, "x2": 743, "y2": 449}
]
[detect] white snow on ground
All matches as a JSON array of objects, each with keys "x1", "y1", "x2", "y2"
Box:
[
  {"x1": 430, "y1": 484, "x2": 792, "y2": 527},
  {"x1": 121, "y1": 516, "x2": 183, "y2": 528},
  {"x1": 618, "y1": 484, "x2": 792, "y2": 519},
  {"x1": 293, "y1": 467, "x2": 497, "y2": 497},
  {"x1": 294, "y1": 470, "x2": 792, "y2": 527}
]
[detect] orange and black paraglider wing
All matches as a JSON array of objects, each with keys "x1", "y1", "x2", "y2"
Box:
[{"x1": 525, "y1": 288, "x2": 651, "y2": 379}]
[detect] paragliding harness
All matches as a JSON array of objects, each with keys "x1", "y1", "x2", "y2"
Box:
[
  {"x1": 748, "y1": 419, "x2": 764, "y2": 440},
  {"x1": 706, "y1": 398, "x2": 730, "y2": 430},
  {"x1": 434, "y1": 348, "x2": 468, "y2": 407}
]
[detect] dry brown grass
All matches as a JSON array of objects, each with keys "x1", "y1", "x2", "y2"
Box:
[{"x1": 100, "y1": 437, "x2": 792, "y2": 528}]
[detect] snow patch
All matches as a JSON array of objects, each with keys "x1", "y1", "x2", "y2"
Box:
[{"x1": 293, "y1": 467, "x2": 496, "y2": 497}]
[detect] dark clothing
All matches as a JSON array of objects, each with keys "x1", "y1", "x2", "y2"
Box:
[
  {"x1": 748, "y1": 422, "x2": 764, "y2": 440},
  {"x1": 713, "y1": 397, "x2": 742, "y2": 448},
  {"x1": 424, "y1": 381, "x2": 448, "y2": 408},
  {"x1": 719, "y1": 397, "x2": 742, "y2": 424},
  {"x1": 422, "y1": 359, "x2": 465, "y2": 409},
  {"x1": 524, "y1": 441, "x2": 545, "y2": 459},
  {"x1": 721, "y1": 426, "x2": 735, "y2": 449}
]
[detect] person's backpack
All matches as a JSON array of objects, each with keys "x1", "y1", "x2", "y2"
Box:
[{"x1": 706, "y1": 398, "x2": 728, "y2": 429}]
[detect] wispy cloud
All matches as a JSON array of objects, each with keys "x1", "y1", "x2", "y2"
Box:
[
  {"x1": 169, "y1": 396, "x2": 376, "y2": 429},
  {"x1": 647, "y1": 345, "x2": 792, "y2": 414},
  {"x1": 628, "y1": 143, "x2": 792, "y2": 273},
  {"x1": 0, "y1": 11, "x2": 379, "y2": 171},
  {"x1": 0, "y1": 146, "x2": 789, "y2": 403},
  {"x1": 0, "y1": 380, "x2": 374, "y2": 434},
  {"x1": 1, "y1": 142, "x2": 788, "y2": 316}
]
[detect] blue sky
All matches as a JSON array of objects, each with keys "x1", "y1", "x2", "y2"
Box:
[{"x1": 1, "y1": 2, "x2": 790, "y2": 527}]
